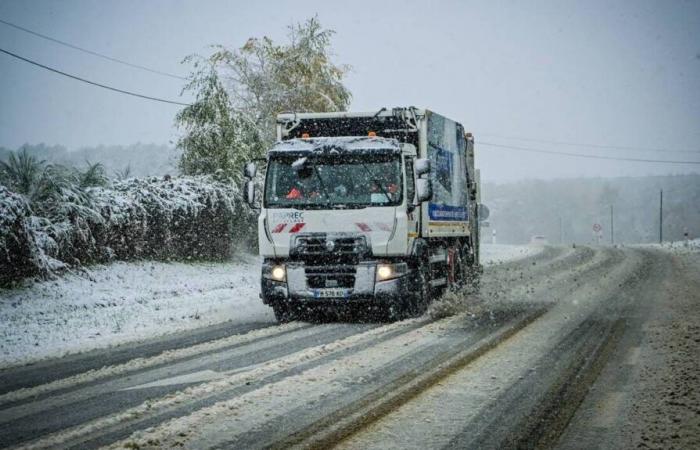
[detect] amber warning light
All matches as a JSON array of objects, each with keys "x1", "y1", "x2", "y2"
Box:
[{"x1": 368, "y1": 131, "x2": 377, "y2": 137}]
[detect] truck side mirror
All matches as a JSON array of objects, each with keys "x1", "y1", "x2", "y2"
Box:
[
  {"x1": 415, "y1": 158, "x2": 431, "y2": 177},
  {"x1": 479, "y1": 204, "x2": 490, "y2": 220},
  {"x1": 416, "y1": 179, "x2": 433, "y2": 203},
  {"x1": 244, "y1": 162, "x2": 257, "y2": 179},
  {"x1": 243, "y1": 180, "x2": 256, "y2": 206}
]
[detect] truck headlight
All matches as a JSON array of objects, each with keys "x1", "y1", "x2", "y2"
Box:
[
  {"x1": 376, "y1": 262, "x2": 408, "y2": 281},
  {"x1": 264, "y1": 264, "x2": 286, "y2": 282}
]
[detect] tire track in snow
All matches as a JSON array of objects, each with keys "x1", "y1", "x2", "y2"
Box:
[
  {"x1": 13, "y1": 319, "x2": 431, "y2": 450},
  {"x1": 0, "y1": 322, "x2": 389, "y2": 448},
  {"x1": 336, "y1": 249, "x2": 648, "y2": 450}
]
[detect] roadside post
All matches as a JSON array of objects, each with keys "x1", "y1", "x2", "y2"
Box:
[{"x1": 593, "y1": 223, "x2": 602, "y2": 245}]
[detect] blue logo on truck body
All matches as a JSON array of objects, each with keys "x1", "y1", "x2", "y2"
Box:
[{"x1": 428, "y1": 204, "x2": 468, "y2": 221}]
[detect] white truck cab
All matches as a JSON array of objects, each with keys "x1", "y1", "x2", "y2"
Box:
[{"x1": 244, "y1": 107, "x2": 481, "y2": 321}]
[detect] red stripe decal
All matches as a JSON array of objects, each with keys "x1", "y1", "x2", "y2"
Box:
[
  {"x1": 355, "y1": 222, "x2": 372, "y2": 232},
  {"x1": 289, "y1": 223, "x2": 306, "y2": 233},
  {"x1": 271, "y1": 223, "x2": 286, "y2": 233},
  {"x1": 375, "y1": 222, "x2": 393, "y2": 231}
]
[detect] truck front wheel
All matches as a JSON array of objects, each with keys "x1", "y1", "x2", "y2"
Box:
[
  {"x1": 411, "y1": 257, "x2": 431, "y2": 316},
  {"x1": 272, "y1": 303, "x2": 299, "y2": 323}
]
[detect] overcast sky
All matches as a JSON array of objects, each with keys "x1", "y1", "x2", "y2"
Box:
[{"x1": 1, "y1": 0, "x2": 698, "y2": 181}]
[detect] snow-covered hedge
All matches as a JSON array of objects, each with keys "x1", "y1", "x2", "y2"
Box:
[
  {"x1": 0, "y1": 176, "x2": 253, "y2": 286},
  {"x1": 0, "y1": 187, "x2": 64, "y2": 284}
]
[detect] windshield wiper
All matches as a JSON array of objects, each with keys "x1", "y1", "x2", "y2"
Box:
[
  {"x1": 360, "y1": 162, "x2": 392, "y2": 203},
  {"x1": 309, "y1": 161, "x2": 332, "y2": 206}
]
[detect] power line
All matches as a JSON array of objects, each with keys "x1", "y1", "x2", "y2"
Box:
[
  {"x1": 477, "y1": 132, "x2": 700, "y2": 154},
  {"x1": 477, "y1": 141, "x2": 700, "y2": 165},
  {"x1": 0, "y1": 47, "x2": 190, "y2": 106},
  {"x1": 0, "y1": 18, "x2": 188, "y2": 81}
]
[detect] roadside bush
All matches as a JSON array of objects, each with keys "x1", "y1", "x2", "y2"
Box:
[
  {"x1": 0, "y1": 186, "x2": 65, "y2": 284},
  {"x1": 0, "y1": 175, "x2": 254, "y2": 286}
]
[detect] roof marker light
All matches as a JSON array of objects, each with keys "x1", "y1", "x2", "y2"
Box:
[{"x1": 368, "y1": 131, "x2": 377, "y2": 137}]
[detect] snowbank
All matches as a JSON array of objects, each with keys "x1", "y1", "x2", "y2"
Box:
[
  {"x1": 0, "y1": 244, "x2": 541, "y2": 369},
  {"x1": 634, "y1": 239, "x2": 700, "y2": 254},
  {"x1": 480, "y1": 243, "x2": 543, "y2": 265}
]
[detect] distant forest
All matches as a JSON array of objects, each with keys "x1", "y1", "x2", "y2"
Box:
[
  {"x1": 0, "y1": 143, "x2": 179, "y2": 178},
  {"x1": 2, "y1": 143, "x2": 698, "y2": 245},
  {"x1": 483, "y1": 175, "x2": 700, "y2": 245}
]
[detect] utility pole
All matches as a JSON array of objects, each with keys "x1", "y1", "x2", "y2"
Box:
[
  {"x1": 659, "y1": 189, "x2": 663, "y2": 244},
  {"x1": 610, "y1": 205, "x2": 614, "y2": 245}
]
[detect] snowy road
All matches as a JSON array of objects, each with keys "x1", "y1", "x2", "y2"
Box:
[
  {"x1": 0, "y1": 246, "x2": 698, "y2": 449},
  {"x1": 0, "y1": 245, "x2": 537, "y2": 368}
]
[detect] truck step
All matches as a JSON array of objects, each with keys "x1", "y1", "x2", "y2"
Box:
[
  {"x1": 429, "y1": 277, "x2": 447, "y2": 287},
  {"x1": 429, "y1": 253, "x2": 447, "y2": 264}
]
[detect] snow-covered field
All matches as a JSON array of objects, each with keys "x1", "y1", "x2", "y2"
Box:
[
  {"x1": 0, "y1": 244, "x2": 540, "y2": 368},
  {"x1": 480, "y1": 243, "x2": 543, "y2": 265},
  {"x1": 634, "y1": 238, "x2": 700, "y2": 254},
  {"x1": 0, "y1": 256, "x2": 271, "y2": 368}
]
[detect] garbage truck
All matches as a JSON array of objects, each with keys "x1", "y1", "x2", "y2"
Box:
[{"x1": 243, "y1": 107, "x2": 483, "y2": 321}]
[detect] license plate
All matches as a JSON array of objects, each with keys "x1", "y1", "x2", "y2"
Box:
[{"x1": 313, "y1": 288, "x2": 350, "y2": 299}]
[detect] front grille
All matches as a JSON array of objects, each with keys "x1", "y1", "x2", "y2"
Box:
[
  {"x1": 305, "y1": 265, "x2": 356, "y2": 288},
  {"x1": 292, "y1": 233, "x2": 368, "y2": 265}
]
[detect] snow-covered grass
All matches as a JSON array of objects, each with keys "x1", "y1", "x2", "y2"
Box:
[
  {"x1": 0, "y1": 255, "x2": 272, "y2": 368},
  {"x1": 0, "y1": 244, "x2": 541, "y2": 369}
]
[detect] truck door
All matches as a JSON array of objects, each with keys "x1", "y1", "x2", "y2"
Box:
[{"x1": 405, "y1": 156, "x2": 419, "y2": 243}]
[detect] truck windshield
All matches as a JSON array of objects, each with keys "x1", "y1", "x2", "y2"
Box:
[{"x1": 264, "y1": 153, "x2": 403, "y2": 209}]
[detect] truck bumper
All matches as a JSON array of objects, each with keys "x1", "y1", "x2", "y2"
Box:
[{"x1": 261, "y1": 262, "x2": 412, "y2": 307}]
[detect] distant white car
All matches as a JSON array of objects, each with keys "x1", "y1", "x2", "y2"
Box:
[{"x1": 530, "y1": 235, "x2": 548, "y2": 245}]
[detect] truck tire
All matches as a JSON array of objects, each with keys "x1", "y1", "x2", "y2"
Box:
[
  {"x1": 457, "y1": 242, "x2": 480, "y2": 293},
  {"x1": 451, "y1": 247, "x2": 466, "y2": 289},
  {"x1": 272, "y1": 303, "x2": 299, "y2": 323},
  {"x1": 410, "y1": 257, "x2": 431, "y2": 316},
  {"x1": 382, "y1": 259, "x2": 429, "y2": 322},
  {"x1": 383, "y1": 303, "x2": 404, "y2": 322}
]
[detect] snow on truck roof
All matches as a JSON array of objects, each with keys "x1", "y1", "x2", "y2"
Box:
[
  {"x1": 276, "y1": 108, "x2": 426, "y2": 121},
  {"x1": 269, "y1": 136, "x2": 401, "y2": 155}
]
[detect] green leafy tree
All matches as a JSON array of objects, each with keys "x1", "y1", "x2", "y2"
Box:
[
  {"x1": 176, "y1": 16, "x2": 351, "y2": 177},
  {"x1": 217, "y1": 16, "x2": 352, "y2": 142},
  {"x1": 176, "y1": 58, "x2": 264, "y2": 181}
]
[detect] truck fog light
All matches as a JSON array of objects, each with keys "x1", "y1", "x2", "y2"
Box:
[{"x1": 271, "y1": 265, "x2": 286, "y2": 282}]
